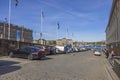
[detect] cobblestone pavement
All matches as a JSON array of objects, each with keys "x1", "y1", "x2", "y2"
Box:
[{"x1": 0, "y1": 51, "x2": 116, "y2": 80}]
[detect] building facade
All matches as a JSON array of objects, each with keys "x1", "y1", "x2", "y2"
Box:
[
  {"x1": 56, "y1": 38, "x2": 73, "y2": 46},
  {"x1": 46, "y1": 40, "x2": 56, "y2": 46},
  {"x1": 46, "y1": 38, "x2": 73, "y2": 46},
  {"x1": 33, "y1": 39, "x2": 46, "y2": 45},
  {"x1": 106, "y1": 0, "x2": 120, "y2": 55},
  {"x1": 106, "y1": 1, "x2": 120, "y2": 77},
  {"x1": 0, "y1": 22, "x2": 33, "y2": 43}
]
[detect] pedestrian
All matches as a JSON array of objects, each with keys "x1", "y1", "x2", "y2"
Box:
[
  {"x1": 105, "y1": 49, "x2": 109, "y2": 58},
  {"x1": 111, "y1": 50, "x2": 115, "y2": 59}
]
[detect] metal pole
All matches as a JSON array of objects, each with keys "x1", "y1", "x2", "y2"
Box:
[
  {"x1": 40, "y1": 9, "x2": 43, "y2": 44},
  {"x1": 8, "y1": 0, "x2": 11, "y2": 40},
  {"x1": 66, "y1": 28, "x2": 68, "y2": 44},
  {"x1": 57, "y1": 28, "x2": 58, "y2": 39},
  {"x1": 72, "y1": 33, "x2": 74, "y2": 41},
  {"x1": 4, "y1": 22, "x2": 5, "y2": 39},
  {"x1": 22, "y1": 27, "x2": 24, "y2": 42},
  {"x1": 66, "y1": 28, "x2": 68, "y2": 39}
]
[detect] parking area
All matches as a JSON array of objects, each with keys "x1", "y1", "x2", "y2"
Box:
[{"x1": 0, "y1": 51, "x2": 119, "y2": 80}]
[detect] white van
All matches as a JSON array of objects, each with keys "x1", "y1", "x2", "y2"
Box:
[{"x1": 55, "y1": 46, "x2": 65, "y2": 53}]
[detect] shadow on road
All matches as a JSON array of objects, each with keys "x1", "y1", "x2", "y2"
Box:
[
  {"x1": 0, "y1": 60, "x2": 20, "y2": 66},
  {"x1": 0, "y1": 60, "x2": 21, "y2": 75}
]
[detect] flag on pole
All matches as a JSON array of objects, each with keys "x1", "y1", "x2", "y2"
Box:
[
  {"x1": 40, "y1": 32, "x2": 42, "y2": 37},
  {"x1": 57, "y1": 22, "x2": 60, "y2": 30},
  {"x1": 42, "y1": 11, "x2": 44, "y2": 18},
  {"x1": 5, "y1": 18, "x2": 7, "y2": 23},
  {"x1": 67, "y1": 28, "x2": 68, "y2": 32},
  {"x1": 14, "y1": 0, "x2": 18, "y2": 6}
]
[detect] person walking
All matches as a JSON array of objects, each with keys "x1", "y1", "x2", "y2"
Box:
[{"x1": 105, "y1": 49, "x2": 110, "y2": 58}]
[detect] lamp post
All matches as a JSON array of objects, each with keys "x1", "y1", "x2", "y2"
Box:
[
  {"x1": 8, "y1": 0, "x2": 11, "y2": 40},
  {"x1": 4, "y1": 21, "x2": 6, "y2": 39},
  {"x1": 40, "y1": 9, "x2": 43, "y2": 44}
]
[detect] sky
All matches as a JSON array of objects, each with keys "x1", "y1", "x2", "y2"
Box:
[{"x1": 0, "y1": 0, "x2": 113, "y2": 42}]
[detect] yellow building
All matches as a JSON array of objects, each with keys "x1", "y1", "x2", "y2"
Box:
[
  {"x1": 56, "y1": 38, "x2": 73, "y2": 46},
  {"x1": 33, "y1": 39, "x2": 46, "y2": 45}
]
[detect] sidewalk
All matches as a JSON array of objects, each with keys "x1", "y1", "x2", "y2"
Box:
[{"x1": 104, "y1": 58, "x2": 120, "y2": 80}]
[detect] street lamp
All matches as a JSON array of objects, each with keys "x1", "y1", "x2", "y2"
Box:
[
  {"x1": 8, "y1": 0, "x2": 11, "y2": 40},
  {"x1": 8, "y1": 0, "x2": 18, "y2": 40}
]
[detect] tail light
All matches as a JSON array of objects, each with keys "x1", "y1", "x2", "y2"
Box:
[
  {"x1": 36, "y1": 52, "x2": 41, "y2": 55},
  {"x1": 45, "y1": 48, "x2": 47, "y2": 51}
]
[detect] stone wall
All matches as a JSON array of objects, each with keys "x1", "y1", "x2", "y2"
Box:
[{"x1": 0, "y1": 39, "x2": 34, "y2": 56}]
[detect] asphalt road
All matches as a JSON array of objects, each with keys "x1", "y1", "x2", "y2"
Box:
[{"x1": 0, "y1": 51, "x2": 113, "y2": 80}]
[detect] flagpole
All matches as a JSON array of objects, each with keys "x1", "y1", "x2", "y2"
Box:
[
  {"x1": 66, "y1": 28, "x2": 68, "y2": 39},
  {"x1": 57, "y1": 27, "x2": 58, "y2": 39},
  {"x1": 40, "y1": 9, "x2": 43, "y2": 44},
  {"x1": 8, "y1": 0, "x2": 11, "y2": 40},
  {"x1": 4, "y1": 20, "x2": 6, "y2": 39},
  {"x1": 66, "y1": 28, "x2": 67, "y2": 39},
  {"x1": 57, "y1": 22, "x2": 59, "y2": 39},
  {"x1": 57, "y1": 22, "x2": 60, "y2": 40},
  {"x1": 72, "y1": 32, "x2": 74, "y2": 41},
  {"x1": 65, "y1": 28, "x2": 68, "y2": 44},
  {"x1": 22, "y1": 26, "x2": 24, "y2": 41}
]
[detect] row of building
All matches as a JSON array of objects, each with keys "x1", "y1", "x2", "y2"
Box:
[
  {"x1": 33, "y1": 38, "x2": 73, "y2": 46},
  {"x1": 0, "y1": 22, "x2": 73, "y2": 46},
  {"x1": 0, "y1": 22, "x2": 33, "y2": 42}
]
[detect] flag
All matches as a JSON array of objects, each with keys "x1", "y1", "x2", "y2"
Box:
[
  {"x1": 57, "y1": 22, "x2": 60, "y2": 30},
  {"x1": 14, "y1": 0, "x2": 18, "y2": 6},
  {"x1": 40, "y1": 32, "x2": 42, "y2": 37},
  {"x1": 67, "y1": 28, "x2": 68, "y2": 32},
  {"x1": 5, "y1": 18, "x2": 7, "y2": 23},
  {"x1": 42, "y1": 11, "x2": 44, "y2": 18}
]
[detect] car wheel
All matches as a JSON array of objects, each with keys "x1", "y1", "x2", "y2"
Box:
[
  {"x1": 9, "y1": 52, "x2": 14, "y2": 57},
  {"x1": 28, "y1": 54, "x2": 33, "y2": 60},
  {"x1": 54, "y1": 52, "x2": 56, "y2": 55}
]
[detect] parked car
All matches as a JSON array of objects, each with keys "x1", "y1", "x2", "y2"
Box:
[
  {"x1": 8, "y1": 46, "x2": 45, "y2": 60},
  {"x1": 93, "y1": 48, "x2": 101, "y2": 56},
  {"x1": 94, "y1": 51, "x2": 101, "y2": 56},
  {"x1": 44, "y1": 46, "x2": 56, "y2": 55},
  {"x1": 55, "y1": 46, "x2": 65, "y2": 54},
  {"x1": 78, "y1": 46, "x2": 87, "y2": 52},
  {"x1": 49, "y1": 46, "x2": 57, "y2": 55},
  {"x1": 65, "y1": 44, "x2": 73, "y2": 53},
  {"x1": 73, "y1": 47, "x2": 79, "y2": 52},
  {"x1": 34, "y1": 45, "x2": 50, "y2": 55},
  {"x1": 34, "y1": 45, "x2": 45, "y2": 50}
]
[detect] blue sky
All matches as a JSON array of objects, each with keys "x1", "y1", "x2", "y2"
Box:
[{"x1": 0, "y1": 0, "x2": 113, "y2": 42}]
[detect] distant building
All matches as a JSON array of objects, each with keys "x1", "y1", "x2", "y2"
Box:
[
  {"x1": 56, "y1": 38, "x2": 73, "y2": 46},
  {"x1": 105, "y1": 0, "x2": 120, "y2": 55},
  {"x1": 33, "y1": 39, "x2": 46, "y2": 45},
  {"x1": 46, "y1": 38, "x2": 73, "y2": 46},
  {"x1": 46, "y1": 40, "x2": 56, "y2": 46},
  {"x1": 0, "y1": 22, "x2": 33, "y2": 43}
]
